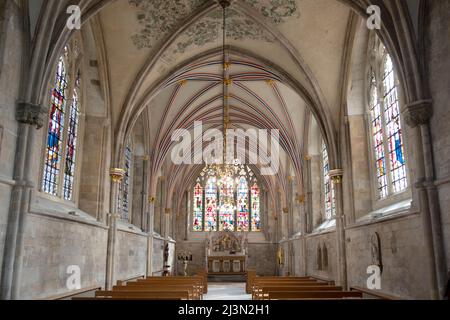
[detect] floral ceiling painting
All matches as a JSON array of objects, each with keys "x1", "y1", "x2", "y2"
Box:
[{"x1": 129, "y1": 0, "x2": 300, "y2": 53}]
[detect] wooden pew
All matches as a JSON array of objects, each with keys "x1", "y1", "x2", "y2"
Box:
[
  {"x1": 256, "y1": 286, "x2": 343, "y2": 300},
  {"x1": 196, "y1": 269, "x2": 208, "y2": 293},
  {"x1": 112, "y1": 285, "x2": 200, "y2": 300},
  {"x1": 246, "y1": 270, "x2": 257, "y2": 294},
  {"x1": 251, "y1": 277, "x2": 331, "y2": 300},
  {"x1": 268, "y1": 291, "x2": 363, "y2": 300},
  {"x1": 137, "y1": 276, "x2": 205, "y2": 292},
  {"x1": 94, "y1": 290, "x2": 190, "y2": 300}
]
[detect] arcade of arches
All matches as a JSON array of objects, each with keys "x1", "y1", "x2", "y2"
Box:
[{"x1": 0, "y1": 0, "x2": 449, "y2": 300}]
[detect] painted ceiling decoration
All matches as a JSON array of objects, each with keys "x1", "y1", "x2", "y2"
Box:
[{"x1": 129, "y1": 0, "x2": 300, "y2": 52}]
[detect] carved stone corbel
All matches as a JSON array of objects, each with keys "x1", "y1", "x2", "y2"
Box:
[
  {"x1": 402, "y1": 100, "x2": 433, "y2": 128},
  {"x1": 16, "y1": 102, "x2": 48, "y2": 129}
]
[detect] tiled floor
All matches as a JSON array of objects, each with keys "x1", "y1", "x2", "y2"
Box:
[{"x1": 204, "y1": 282, "x2": 252, "y2": 300}]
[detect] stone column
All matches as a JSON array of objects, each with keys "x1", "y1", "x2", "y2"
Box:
[
  {"x1": 1, "y1": 102, "x2": 46, "y2": 300},
  {"x1": 302, "y1": 155, "x2": 312, "y2": 276},
  {"x1": 329, "y1": 169, "x2": 347, "y2": 290},
  {"x1": 160, "y1": 177, "x2": 167, "y2": 237},
  {"x1": 105, "y1": 168, "x2": 125, "y2": 290},
  {"x1": 164, "y1": 208, "x2": 171, "y2": 238},
  {"x1": 403, "y1": 100, "x2": 447, "y2": 299},
  {"x1": 146, "y1": 197, "x2": 156, "y2": 277}
]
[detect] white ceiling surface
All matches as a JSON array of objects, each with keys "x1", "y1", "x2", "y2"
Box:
[{"x1": 98, "y1": 0, "x2": 351, "y2": 130}]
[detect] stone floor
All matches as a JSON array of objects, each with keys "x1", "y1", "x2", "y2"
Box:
[{"x1": 203, "y1": 282, "x2": 252, "y2": 300}]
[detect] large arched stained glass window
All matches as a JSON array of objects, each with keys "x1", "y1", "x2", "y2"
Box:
[
  {"x1": 193, "y1": 183, "x2": 204, "y2": 231},
  {"x1": 193, "y1": 164, "x2": 261, "y2": 232},
  {"x1": 43, "y1": 56, "x2": 68, "y2": 196},
  {"x1": 368, "y1": 36, "x2": 408, "y2": 199},
  {"x1": 236, "y1": 177, "x2": 249, "y2": 232},
  {"x1": 250, "y1": 183, "x2": 261, "y2": 231},
  {"x1": 205, "y1": 178, "x2": 218, "y2": 231}
]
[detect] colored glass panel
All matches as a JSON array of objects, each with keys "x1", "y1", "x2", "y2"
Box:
[
  {"x1": 42, "y1": 56, "x2": 68, "y2": 196},
  {"x1": 205, "y1": 178, "x2": 218, "y2": 231},
  {"x1": 219, "y1": 176, "x2": 235, "y2": 231},
  {"x1": 251, "y1": 184, "x2": 261, "y2": 231},
  {"x1": 193, "y1": 183, "x2": 204, "y2": 231},
  {"x1": 236, "y1": 177, "x2": 249, "y2": 231}
]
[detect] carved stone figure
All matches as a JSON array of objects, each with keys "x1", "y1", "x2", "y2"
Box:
[{"x1": 371, "y1": 232, "x2": 383, "y2": 273}]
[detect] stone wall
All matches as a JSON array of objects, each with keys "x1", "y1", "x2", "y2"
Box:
[
  {"x1": 151, "y1": 237, "x2": 165, "y2": 275},
  {"x1": 305, "y1": 232, "x2": 337, "y2": 281},
  {"x1": 114, "y1": 229, "x2": 147, "y2": 282},
  {"x1": 20, "y1": 214, "x2": 108, "y2": 299},
  {"x1": 426, "y1": 0, "x2": 450, "y2": 271},
  {"x1": 345, "y1": 214, "x2": 432, "y2": 299}
]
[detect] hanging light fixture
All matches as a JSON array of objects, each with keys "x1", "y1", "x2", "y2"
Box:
[{"x1": 205, "y1": 0, "x2": 236, "y2": 208}]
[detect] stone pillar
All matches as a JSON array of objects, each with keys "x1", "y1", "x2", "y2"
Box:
[
  {"x1": 164, "y1": 208, "x2": 171, "y2": 238},
  {"x1": 146, "y1": 198, "x2": 155, "y2": 277},
  {"x1": 329, "y1": 169, "x2": 347, "y2": 290},
  {"x1": 403, "y1": 100, "x2": 447, "y2": 299},
  {"x1": 302, "y1": 155, "x2": 312, "y2": 276},
  {"x1": 105, "y1": 168, "x2": 125, "y2": 290},
  {"x1": 160, "y1": 177, "x2": 167, "y2": 237},
  {"x1": 1, "y1": 102, "x2": 46, "y2": 300},
  {"x1": 184, "y1": 190, "x2": 189, "y2": 241}
]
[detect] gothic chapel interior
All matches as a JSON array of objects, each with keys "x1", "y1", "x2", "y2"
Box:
[{"x1": 0, "y1": 0, "x2": 449, "y2": 301}]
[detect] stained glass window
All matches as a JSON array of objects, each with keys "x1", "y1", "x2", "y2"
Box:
[
  {"x1": 219, "y1": 177, "x2": 235, "y2": 231},
  {"x1": 251, "y1": 183, "x2": 261, "y2": 231},
  {"x1": 120, "y1": 141, "x2": 132, "y2": 221},
  {"x1": 205, "y1": 178, "x2": 218, "y2": 231},
  {"x1": 192, "y1": 164, "x2": 261, "y2": 232},
  {"x1": 236, "y1": 177, "x2": 249, "y2": 232},
  {"x1": 43, "y1": 56, "x2": 68, "y2": 196},
  {"x1": 62, "y1": 70, "x2": 81, "y2": 200},
  {"x1": 323, "y1": 142, "x2": 335, "y2": 219},
  {"x1": 193, "y1": 183, "x2": 204, "y2": 231},
  {"x1": 382, "y1": 55, "x2": 407, "y2": 193},
  {"x1": 368, "y1": 36, "x2": 408, "y2": 199},
  {"x1": 42, "y1": 41, "x2": 83, "y2": 202}
]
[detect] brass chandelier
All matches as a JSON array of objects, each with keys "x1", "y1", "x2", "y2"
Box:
[{"x1": 205, "y1": 0, "x2": 237, "y2": 205}]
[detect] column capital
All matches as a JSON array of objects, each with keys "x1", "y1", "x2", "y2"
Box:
[
  {"x1": 16, "y1": 102, "x2": 48, "y2": 129},
  {"x1": 303, "y1": 155, "x2": 312, "y2": 161},
  {"x1": 329, "y1": 169, "x2": 344, "y2": 184},
  {"x1": 165, "y1": 208, "x2": 172, "y2": 214},
  {"x1": 109, "y1": 168, "x2": 126, "y2": 183},
  {"x1": 282, "y1": 207, "x2": 289, "y2": 214},
  {"x1": 149, "y1": 196, "x2": 156, "y2": 204},
  {"x1": 403, "y1": 100, "x2": 433, "y2": 128}
]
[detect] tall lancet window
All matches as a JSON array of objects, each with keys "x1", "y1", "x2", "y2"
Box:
[
  {"x1": 63, "y1": 70, "x2": 81, "y2": 200},
  {"x1": 250, "y1": 183, "x2": 261, "y2": 231},
  {"x1": 236, "y1": 177, "x2": 249, "y2": 232},
  {"x1": 205, "y1": 178, "x2": 218, "y2": 232},
  {"x1": 368, "y1": 35, "x2": 407, "y2": 199},
  {"x1": 42, "y1": 41, "x2": 82, "y2": 201},
  {"x1": 120, "y1": 140, "x2": 133, "y2": 221},
  {"x1": 193, "y1": 182, "x2": 204, "y2": 231},
  {"x1": 322, "y1": 141, "x2": 335, "y2": 219}
]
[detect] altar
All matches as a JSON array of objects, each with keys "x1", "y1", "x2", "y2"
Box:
[{"x1": 205, "y1": 232, "x2": 247, "y2": 275}]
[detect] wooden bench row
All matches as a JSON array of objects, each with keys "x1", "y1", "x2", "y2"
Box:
[
  {"x1": 249, "y1": 275, "x2": 364, "y2": 300},
  {"x1": 73, "y1": 276, "x2": 206, "y2": 301}
]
